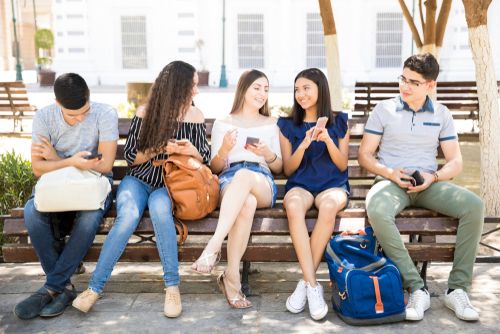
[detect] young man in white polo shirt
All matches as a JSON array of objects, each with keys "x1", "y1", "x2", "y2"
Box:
[{"x1": 358, "y1": 53, "x2": 484, "y2": 322}]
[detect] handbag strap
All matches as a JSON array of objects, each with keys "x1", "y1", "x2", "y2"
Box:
[{"x1": 174, "y1": 218, "x2": 188, "y2": 245}]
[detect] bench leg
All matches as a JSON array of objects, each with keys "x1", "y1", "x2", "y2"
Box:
[
  {"x1": 241, "y1": 261, "x2": 252, "y2": 296},
  {"x1": 419, "y1": 261, "x2": 428, "y2": 290}
]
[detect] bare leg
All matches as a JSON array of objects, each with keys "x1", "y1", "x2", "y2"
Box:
[
  {"x1": 224, "y1": 194, "x2": 257, "y2": 308},
  {"x1": 192, "y1": 169, "x2": 272, "y2": 272},
  {"x1": 310, "y1": 188, "x2": 347, "y2": 270},
  {"x1": 283, "y1": 188, "x2": 316, "y2": 284}
]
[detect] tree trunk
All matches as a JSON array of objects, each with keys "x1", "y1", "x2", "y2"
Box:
[
  {"x1": 318, "y1": 0, "x2": 343, "y2": 111},
  {"x1": 398, "y1": 0, "x2": 423, "y2": 49},
  {"x1": 435, "y1": 0, "x2": 452, "y2": 48},
  {"x1": 462, "y1": 0, "x2": 500, "y2": 215}
]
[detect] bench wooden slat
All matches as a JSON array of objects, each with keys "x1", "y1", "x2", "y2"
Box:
[
  {"x1": 1, "y1": 242, "x2": 456, "y2": 263},
  {"x1": 2, "y1": 211, "x2": 458, "y2": 237}
]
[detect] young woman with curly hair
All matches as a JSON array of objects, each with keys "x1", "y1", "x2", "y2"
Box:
[{"x1": 72, "y1": 61, "x2": 210, "y2": 318}]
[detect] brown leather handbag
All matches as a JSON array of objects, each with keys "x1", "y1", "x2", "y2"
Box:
[{"x1": 155, "y1": 154, "x2": 219, "y2": 222}]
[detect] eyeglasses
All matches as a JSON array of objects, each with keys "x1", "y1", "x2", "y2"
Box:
[{"x1": 397, "y1": 75, "x2": 427, "y2": 89}]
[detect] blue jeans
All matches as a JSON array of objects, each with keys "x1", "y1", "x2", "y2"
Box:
[
  {"x1": 89, "y1": 175, "x2": 179, "y2": 293},
  {"x1": 24, "y1": 192, "x2": 112, "y2": 293}
]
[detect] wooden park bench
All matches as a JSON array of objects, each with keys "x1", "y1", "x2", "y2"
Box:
[
  {"x1": 2, "y1": 117, "x2": 499, "y2": 295},
  {"x1": 0, "y1": 81, "x2": 37, "y2": 132},
  {"x1": 354, "y1": 81, "x2": 500, "y2": 131}
]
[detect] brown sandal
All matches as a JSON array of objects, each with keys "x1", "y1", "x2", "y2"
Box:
[{"x1": 217, "y1": 273, "x2": 252, "y2": 309}]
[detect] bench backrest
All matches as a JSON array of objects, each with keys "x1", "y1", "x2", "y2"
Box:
[
  {"x1": 113, "y1": 117, "x2": 449, "y2": 205},
  {"x1": 0, "y1": 81, "x2": 36, "y2": 112},
  {"x1": 354, "y1": 81, "x2": 500, "y2": 118}
]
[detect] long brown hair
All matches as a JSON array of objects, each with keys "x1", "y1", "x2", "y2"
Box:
[
  {"x1": 230, "y1": 70, "x2": 269, "y2": 116},
  {"x1": 137, "y1": 61, "x2": 196, "y2": 153}
]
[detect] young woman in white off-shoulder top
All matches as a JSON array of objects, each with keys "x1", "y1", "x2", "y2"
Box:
[{"x1": 191, "y1": 70, "x2": 283, "y2": 309}]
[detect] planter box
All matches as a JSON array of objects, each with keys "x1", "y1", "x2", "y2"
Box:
[
  {"x1": 197, "y1": 71, "x2": 209, "y2": 86},
  {"x1": 38, "y1": 70, "x2": 56, "y2": 86}
]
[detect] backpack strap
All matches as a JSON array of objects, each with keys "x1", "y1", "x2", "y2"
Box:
[{"x1": 369, "y1": 276, "x2": 385, "y2": 314}]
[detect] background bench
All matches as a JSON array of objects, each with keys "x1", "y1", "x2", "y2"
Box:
[
  {"x1": 354, "y1": 81, "x2": 500, "y2": 131},
  {"x1": 0, "y1": 82, "x2": 37, "y2": 132},
  {"x1": 2, "y1": 117, "x2": 499, "y2": 295}
]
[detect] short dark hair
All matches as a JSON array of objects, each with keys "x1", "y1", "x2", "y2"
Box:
[
  {"x1": 403, "y1": 53, "x2": 440, "y2": 81},
  {"x1": 291, "y1": 68, "x2": 334, "y2": 126},
  {"x1": 53, "y1": 73, "x2": 90, "y2": 109}
]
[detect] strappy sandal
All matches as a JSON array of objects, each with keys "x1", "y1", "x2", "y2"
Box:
[
  {"x1": 217, "y1": 272, "x2": 252, "y2": 309},
  {"x1": 191, "y1": 250, "x2": 221, "y2": 274}
]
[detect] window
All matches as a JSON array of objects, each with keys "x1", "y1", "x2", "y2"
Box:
[
  {"x1": 68, "y1": 48, "x2": 85, "y2": 53},
  {"x1": 178, "y1": 30, "x2": 194, "y2": 36},
  {"x1": 237, "y1": 14, "x2": 264, "y2": 68},
  {"x1": 66, "y1": 14, "x2": 84, "y2": 19},
  {"x1": 306, "y1": 13, "x2": 326, "y2": 68},
  {"x1": 121, "y1": 16, "x2": 148, "y2": 69},
  {"x1": 67, "y1": 31, "x2": 84, "y2": 36},
  {"x1": 375, "y1": 12, "x2": 403, "y2": 68},
  {"x1": 178, "y1": 13, "x2": 194, "y2": 18}
]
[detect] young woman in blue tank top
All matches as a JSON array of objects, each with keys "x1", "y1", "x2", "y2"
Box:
[{"x1": 277, "y1": 68, "x2": 350, "y2": 321}]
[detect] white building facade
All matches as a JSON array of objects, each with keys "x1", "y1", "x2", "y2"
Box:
[{"x1": 51, "y1": 0, "x2": 500, "y2": 86}]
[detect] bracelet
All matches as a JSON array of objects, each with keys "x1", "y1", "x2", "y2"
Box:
[
  {"x1": 265, "y1": 153, "x2": 278, "y2": 164},
  {"x1": 433, "y1": 171, "x2": 439, "y2": 183}
]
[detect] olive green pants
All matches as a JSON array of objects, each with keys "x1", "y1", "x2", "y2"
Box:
[{"x1": 366, "y1": 178, "x2": 484, "y2": 292}]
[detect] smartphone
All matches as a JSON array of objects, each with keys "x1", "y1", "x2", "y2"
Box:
[
  {"x1": 310, "y1": 116, "x2": 328, "y2": 140},
  {"x1": 84, "y1": 153, "x2": 102, "y2": 160},
  {"x1": 410, "y1": 170, "x2": 425, "y2": 186},
  {"x1": 245, "y1": 136, "x2": 260, "y2": 149}
]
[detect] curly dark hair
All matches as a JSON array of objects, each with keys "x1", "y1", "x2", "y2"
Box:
[
  {"x1": 291, "y1": 68, "x2": 335, "y2": 126},
  {"x1": 137, "y1": 60, "x2": 196, "y2": 153}
]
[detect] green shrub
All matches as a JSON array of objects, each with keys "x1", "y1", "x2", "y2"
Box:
[{"x1": 0, "y1": 151, "x2": 36, "y2": 252}]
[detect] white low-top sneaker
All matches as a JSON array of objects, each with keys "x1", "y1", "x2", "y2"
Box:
[
  {"x1": 286, "y1": 279, "x2": 307, "y2": 313},
  {"x1": 444, "y1": 289, "x2": 479, "y2": 321},
  {"x1": 405, "y1": 288, "x2": 430, "y2": 321},
  {"x1": 306, "y1": 282, "x2": 328, "y2": 321}
]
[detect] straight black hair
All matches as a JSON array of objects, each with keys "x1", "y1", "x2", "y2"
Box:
[{"x1": 53, "y1": 73, "x2": 90, "y2": 110}]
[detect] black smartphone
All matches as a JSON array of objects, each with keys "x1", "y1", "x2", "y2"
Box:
[
  {"x1": 245, "y1": 136, "x2": 259, "y2": 148},
  {"x1": 410, "y1": 170, "x2": 425, "y2": 186},
  {"x1": 84, "y1": 153, "x2": 102, "y2": 160}
]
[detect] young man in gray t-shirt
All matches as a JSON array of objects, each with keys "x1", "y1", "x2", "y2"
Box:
[
  {"x1": 14, "y1": 73, "x2": 118, "y2": 320},
  {"x1": 359, "y1": 54, "x2": 484, "y2": 322}
]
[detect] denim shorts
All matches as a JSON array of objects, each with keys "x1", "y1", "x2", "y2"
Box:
[{"x1": 219, "y1": 161, "x2": 278, "y2": 207}]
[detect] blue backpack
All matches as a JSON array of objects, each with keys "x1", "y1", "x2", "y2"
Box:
[{"x1": 324, "y1": 227, "x2": 406, "y2": 325}]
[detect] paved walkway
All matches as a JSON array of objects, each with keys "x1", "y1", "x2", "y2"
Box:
[{"x1": 0, "y1": 262, "x2": 498, "y2": 334}]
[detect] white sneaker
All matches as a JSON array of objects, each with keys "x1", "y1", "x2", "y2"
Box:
[
  {"x1": 306, "y1": 282, "x2": 328, "y2": 321},
  {"x1": 405, "y1": 288, "x2": 430, "y2": 321},
  {"x1": 444, "y1": 289, "x2": 479, "y2": 321},
  {"x1": 286, "y1": 279, "x2": 307, "y2": 313}
]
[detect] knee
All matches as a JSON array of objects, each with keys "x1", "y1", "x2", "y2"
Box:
[
  {"x1": 366, "y1": 197, "x2": 393, "y2": 224},
  {"x1": 23, "y1": 198, "x2": 46, "y2": 229},
  {"x1": 318, "y1": 199, "x2": 342, "y2": 215},
  {"x1": 462, "y1": 192, "x2": 485, "y2": 220},
  {"x1": 284, "y1": 196, "x2": 306, "y2": 219},
  {"x1": 232, "y1": 169, "x2": 255, "y2": 187}
]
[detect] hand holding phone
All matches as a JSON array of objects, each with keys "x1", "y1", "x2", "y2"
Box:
[
  {"x1": 310, "y1": 116, "x2": 328, "y2": 140},
  {"x1": 84, "y1": 153, "x2": 102, "y2": 160},
  {"x1": 410, "y1": 170, "x2": 425, "y2": 186},
  {"x1": 244, "y1": 136, "x2": 260, "y2": 149}
]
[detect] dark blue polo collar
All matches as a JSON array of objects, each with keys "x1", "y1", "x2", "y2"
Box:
[{"x1": 396, "y1": 95, "x2": 434, "y2": 113}]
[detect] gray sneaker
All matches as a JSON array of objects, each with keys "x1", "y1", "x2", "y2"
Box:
[
  {"x1": 14, "y1": 287, "x2": 53, "y2": 320},
  {"x1": 39, "y1": 285, "x2": 77, "y2": 318}
]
